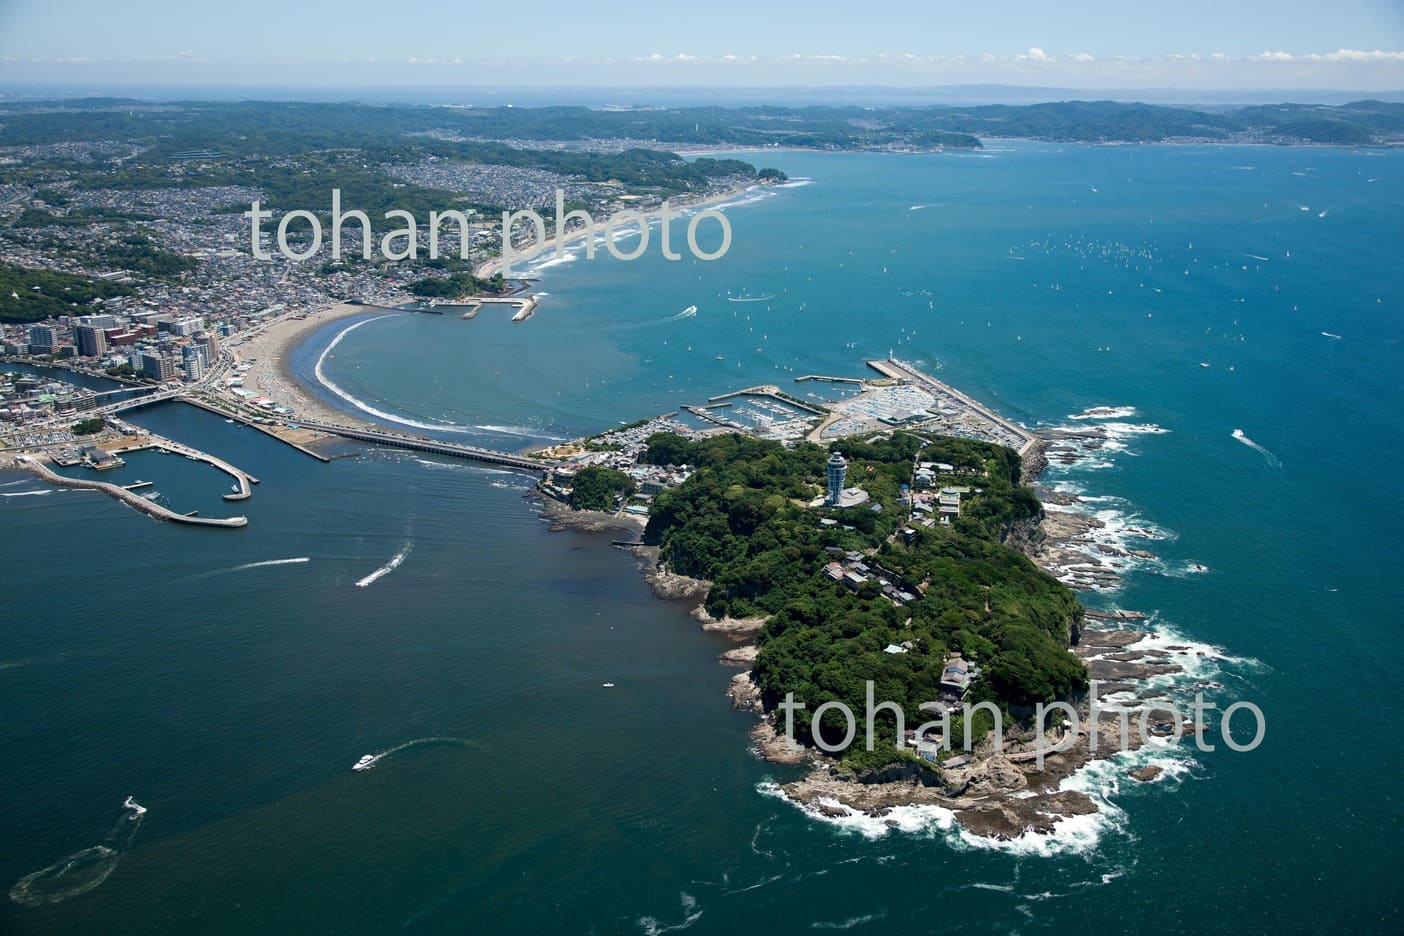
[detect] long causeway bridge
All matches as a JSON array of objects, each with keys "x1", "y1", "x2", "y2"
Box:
[{"x1": 292, "y1": 420, "x2": 548, "y2": 474}]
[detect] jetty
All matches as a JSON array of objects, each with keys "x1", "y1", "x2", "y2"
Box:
[
  {"x1": 16, "y1": 456, "x2": 248, "y2": 528},
  {"x1": 865, "y1": 357, "x2": 1039, "y2": 457},
  {"x1": 178, "y1": 396, "x2": 332, "y2": 462},
  {"x1": 459, "y1": 296, "x2": 537, "y2": 322},
  {"x1": 707, "y1": 385, "x2": 827, "y2": 416}
]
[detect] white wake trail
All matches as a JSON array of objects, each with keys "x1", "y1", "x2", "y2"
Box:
[
  {"x1": 355, "y1": 542, "x2": 413, "y2": 588},
  {"x1": 1232, "y1": 429, "x2": 1281, "y2": 468}
]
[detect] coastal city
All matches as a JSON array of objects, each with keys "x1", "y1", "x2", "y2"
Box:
[{"x1": 0, "y1": 274, "x2": 1039, "y2": 537}]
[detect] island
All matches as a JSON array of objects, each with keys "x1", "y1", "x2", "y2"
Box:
[{"x1": 531, "y1": 359, "x2": 1205, "y2": 841}]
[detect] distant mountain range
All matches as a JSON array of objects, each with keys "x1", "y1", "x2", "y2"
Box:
[{"x1": 2, "y1": 97, "x2": 1401, "y2": 149}]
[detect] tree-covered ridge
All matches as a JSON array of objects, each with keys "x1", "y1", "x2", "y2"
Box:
[
  {"x1": 641, "y1": 431, "x2": 1086, "y2": 761},
  {"x1": 568, "y1": 465, "x2": 636, "y2": 511},
  {"x1": 2, "y1": 98, "x2": 1401, "y2": 153},
  {"x1": 0, "y1": 262, "x2": 136, "y2": 323}
]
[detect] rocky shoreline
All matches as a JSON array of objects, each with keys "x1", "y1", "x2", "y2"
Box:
[
  {"x1": 532, "y1": 426, "x2": 1198, "y2": 844},
  {"x1": 733, "y1": 615, "x2": 1202, "y2": 841}
]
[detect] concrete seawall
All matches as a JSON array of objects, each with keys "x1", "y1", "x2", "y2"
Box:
[
  {"x1": 17, "y1": 457, "x2": 248, "y2": 528},
  {"x1": 179, "y1": 396, "x2": 332, "y2": 463}
]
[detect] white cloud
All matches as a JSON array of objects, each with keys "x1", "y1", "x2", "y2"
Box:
[{"x1": 1318, "y1": 48, "x2": 1404, "y2": 62}]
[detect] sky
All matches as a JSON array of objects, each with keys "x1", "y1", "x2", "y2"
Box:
[{"x1": 0, "y1": 0, "x2": 1401, "y2": 94}]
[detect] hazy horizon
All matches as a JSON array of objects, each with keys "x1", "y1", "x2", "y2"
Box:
[
  {"x1": 1, "y1": 0, "x2": 1400, "y2": 94},
  {"x1": 2, "y1": 82, "x2": 1401, "y2": 110}
]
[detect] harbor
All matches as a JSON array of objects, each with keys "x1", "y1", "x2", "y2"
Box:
[{"x1": 12, "y1": 455, "x2": 248, "y2": 528}]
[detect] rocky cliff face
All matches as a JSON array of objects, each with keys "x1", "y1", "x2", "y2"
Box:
[{"x1": 1019, "y1": 437, "x2": 1049, "y2": 486}]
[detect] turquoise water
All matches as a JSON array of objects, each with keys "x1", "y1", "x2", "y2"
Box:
[{"x1": 2, "y1": 143, "x2": 1400, "y2": 932}]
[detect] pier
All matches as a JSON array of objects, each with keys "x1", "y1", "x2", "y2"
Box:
[
  {"x1": 795, "y1": 374, "x2": 865, "y2": 386},
  {"x1": 707, "y1": 385, "x2": 827, "y2": 416},
  {"x1": 682, "y1": 404, "x2": 745, "y2": 430}
]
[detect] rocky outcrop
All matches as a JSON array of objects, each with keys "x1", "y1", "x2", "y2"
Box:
[
  {"x1": 750, "y1": 717, "x2": 809, "y2": 765},
  {"x1": 1019, "y1": 437, "x2": 1049, "y2": 486},
  {"x1": 954, "y1": 790, "x2": 1098, "y2": 840},
  {"x1": 727, "y1": 670, "x2": 765, "y2": 713},
  {"x1": 644, "y1": 564, "x2": 711, "y2": 602},
  {"x1": 536, "y1": 495, "x2": 646, "y2": 534},
  {"x1": 939, "y1": 754, "x2": 1028, "y2": 798},
  {"x1": 691, "y1": 605, "x2": 767, "y2": 641},
  {"x1": 1130, "y1": 765, "x2": 1163, "y2": 782},
  {"x1": 718, "y1": 645, "x2": 758, "y2": 667}
]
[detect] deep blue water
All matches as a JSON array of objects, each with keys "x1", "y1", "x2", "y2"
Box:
[{"x1": 2, "y1": 142, "x2": 1400, "y2": 933}]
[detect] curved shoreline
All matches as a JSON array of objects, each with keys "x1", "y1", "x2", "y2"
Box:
[
  {"x1": 473, "y1": 180, "x2": 768, "y2": 280},
  {"x1": 271, "y1": 182, "x2": 780, "y2": 441}
]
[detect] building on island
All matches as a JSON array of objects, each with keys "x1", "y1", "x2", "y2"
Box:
[
  {"x1": 826, "y1": 453, "x2": 847, "y2": 505},
  {"x1": 819, "y1": 451, "x2": 871, "y2": 509}
]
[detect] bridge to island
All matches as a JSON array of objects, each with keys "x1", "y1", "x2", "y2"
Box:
[{"x1": 272, "y1": 420, "x2": 549, "y2": 473}]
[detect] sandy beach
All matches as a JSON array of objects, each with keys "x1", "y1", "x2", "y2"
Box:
[
  {"x1": 227, "y1": 302, "x2": 403, "y2": 429},
  {"x1": 243, "y1": 182, "x2": 766, "y2": 431},
  {"x1": 474, "y1": 181, "x2": 762, "y2": 279}
]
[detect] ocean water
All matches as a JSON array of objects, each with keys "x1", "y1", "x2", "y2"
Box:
[{"x1": 2, "y1": 142, "x2": 1400, "y2": 932}]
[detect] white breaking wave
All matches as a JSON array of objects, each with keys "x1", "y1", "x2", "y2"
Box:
[
  {"x1": 812, "y1": 912, "x2": 887, "y2": 929},
  {"x1": 756, "y1": 778, "x2": 1115, "y2": 857},
  {"x1": 1231, "y1": 429, "x2": 1281, "y2": 468},
  {"x1": 707, "y1": 188, "x2": 774, "y2": 212},
  {"x1": 314, "y1": 316, "x2": 483, "y2": 436},
  {"x1": 637, "y1": 892, "x2": 702, "y2": 935},
  {"x1": 355, "y1": 542, "x2": 412, "y2": 588},
  {"x1": 475, "y1": 424, "x2": 566, "y2": 441},
  {"x1": 0, "y1": 489, "x2": 52, "y2": 497},
  {"x1": 9, "y1": 798, "x2": 146, "y2": 907},
  {"x1": 1069, "y1": 405, "x2": 1139, "y2": 420}
]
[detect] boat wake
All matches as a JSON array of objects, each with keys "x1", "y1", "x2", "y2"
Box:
[
  {"x1": 9, "y1": 798, "x2": 147, "y2": 907},
  {"x1": 1231, "y1": 429, "x2": 1281, "y2": 468},
  {"x1": 355, "y1": 541, "x2": 412, "y2": 588},
  {"x1": 190, "y1": 557, "x2": 310, "y2": 580},
  {"x1": 351, "y1": 736, "x2": 477, "y2": 772}
]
